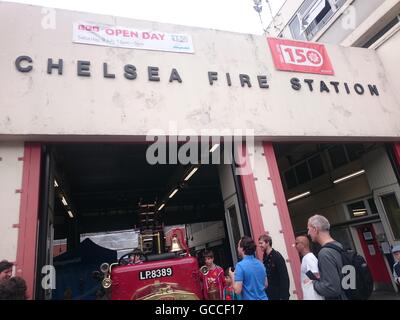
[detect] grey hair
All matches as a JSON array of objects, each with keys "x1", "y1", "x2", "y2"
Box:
[{"x1": 308, "y1": 215, "x2": 330, "y2": 232}]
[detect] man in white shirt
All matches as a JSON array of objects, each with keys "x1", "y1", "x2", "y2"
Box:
[{"x1": 295, "y1": 236, "x2": 324, "y2": 300}]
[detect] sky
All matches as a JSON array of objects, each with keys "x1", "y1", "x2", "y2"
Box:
[{"x1": 4, "y1": 0, "x2": 285, "y2": 35}]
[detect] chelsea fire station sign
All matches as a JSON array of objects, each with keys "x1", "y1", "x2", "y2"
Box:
[
  {"x1": 12, "y1": 27, "x2": 381, "y2": 97},
  {"x1": 11, "y1": 22, "x2": 382, "y2": 97},
  {"x1": 14, "y1": 56, "x2": 380, "y2": 97}
]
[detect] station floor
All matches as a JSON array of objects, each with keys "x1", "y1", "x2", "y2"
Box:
[{"x1": 369, "y1": 291, "x2": 400, "y2": 300}]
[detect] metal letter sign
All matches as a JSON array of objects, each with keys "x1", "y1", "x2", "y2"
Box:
[{"x1": 267, "y1": 37, "x2": 334, "y2": 75}]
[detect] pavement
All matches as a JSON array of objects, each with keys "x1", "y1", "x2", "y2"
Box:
[{"x1": 369, "y1": 291, "x2": 400, "y2": 300}]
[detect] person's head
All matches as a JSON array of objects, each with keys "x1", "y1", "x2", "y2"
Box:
[
  {"x1": 131, "y1": 248, "x2": 143, "y2": 263},
  {"x1": 258, "y1": 234, "x2": 272, "y2": 252},
  {"x1": 307, "y1": 215, "x2": 331, "y2": 244},
  {"x1": 203, "y1": 250, "x2": 214, "y2": 267},
  {"x1": 224, "y1": 268, "x2": 233, "y2": 286},
  {"x1": 0, "y1": 276, "x2": 27, "y2": 300},
  {"x1": 237, "y1": 236, "x2": 256, "y2": 258},
  {"x1": 295, "y1": 235, "x2": 311, "y2": 257},
  {"x1": 392, "y1": 245, "x2": 400, "y2": 262},
  {"x1": 0, "y1": 260, "x2": 13, "y2": 282}
]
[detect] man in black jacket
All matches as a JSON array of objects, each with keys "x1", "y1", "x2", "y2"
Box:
[{"x1": 259, "y1": 234, "x2": 290, "y2": 300}]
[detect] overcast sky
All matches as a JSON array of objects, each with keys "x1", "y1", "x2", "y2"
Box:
[{"x1": 4, "y1": 0, "x2": 285, "y2": 34}]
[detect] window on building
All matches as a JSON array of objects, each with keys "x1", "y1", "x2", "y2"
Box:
[
  {"x1": 380, "y1": 193, "x2": 400, "y2": 240},
  {"x1": 347, "y1": 197, "x2": 379, "y2": 219},
  {"x1": 362, "y1": 16, "x2": 400, "y2": 48},
  {"x1": 308, "y1": 154, "x2": 325, "y2": 178},
  {"x1": 289, "y1": 13, "x2": 308, "y2": 40},
  {"x1": 368, "y1": 198, "x2": 378, "y2": 214},
  {"x1": 284, "y1": 168, "x2": 297, "y2": 189},
  {"x1": 283, "y1": 153, "x2": 326, "y2": 189},
  {"x1": 345, "y1": 144, "x2": 365, "y2": 162},
  {"x1": 347, "y1": 201, "x2": 368, "y2": 218},
  {"x1": 295, "y1": 162, "x2": 311, "y2": 184},
  {"x1": 282, "y1": 144, "x2": 367, "y2": 190},
  {"x1": 290, "y1": 0, "x2": 346, "y2": 41},
  {"x1": 326, "y1": 144, "x2": 366, "y2": 170},
  {"x1": 328, "y1": 145, "x2": 348, "y2": 169}
]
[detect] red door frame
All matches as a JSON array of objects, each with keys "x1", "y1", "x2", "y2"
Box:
[
  {"x1": 238, "y1": 142, "x2": 302, "y2": 299},
  {"x1": 356, "y1": 224, "x2": 392, "y2": 283},
  {"x1": 394, "y1": 143, "x2": 400, "y2": 169},
  {"x1": 15, "y1": 143, "x2": 42, "y2": 299}
]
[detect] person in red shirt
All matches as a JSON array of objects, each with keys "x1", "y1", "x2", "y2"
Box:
[
  {"x1": 199, "y1": 250, "x2": 225, "y2": 300},
  {"x1": 223, "y1": 267, "x2": 240, "y2": 300}
]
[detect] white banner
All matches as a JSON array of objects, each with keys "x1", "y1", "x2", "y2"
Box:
[{"x1": 73, "y1": 22, "x2": 194, "y2": 53}]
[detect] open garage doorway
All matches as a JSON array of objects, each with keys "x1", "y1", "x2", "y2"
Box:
[
  {"x1": 274, "y1": 142, "x2": 400, "y2": 293},
  {"x1": 35, "y1": 143, "x2": 249, "y2": 300}
]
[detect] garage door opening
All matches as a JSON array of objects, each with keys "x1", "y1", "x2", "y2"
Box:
[
  {"x1": 35, "y1": 143, "x2": 249, "y2": 300},
  {"x1": 274, "y1": 142, "x2": 400, "y2": 293}
]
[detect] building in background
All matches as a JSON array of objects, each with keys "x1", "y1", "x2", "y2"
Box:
[{"x1": 266, "y1": 0, "x2": 400, "y2": 293}]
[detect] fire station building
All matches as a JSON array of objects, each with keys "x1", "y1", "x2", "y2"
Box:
[{"x1": 1, "y1": 1, "x2": 400, "y2": 299}]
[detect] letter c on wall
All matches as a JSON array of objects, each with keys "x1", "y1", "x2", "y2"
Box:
[{"x1": 15, "y1": 55, "x2": 33, "y2": 72}]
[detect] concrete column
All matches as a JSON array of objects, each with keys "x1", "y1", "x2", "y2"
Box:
[
  {"x1": 0, "y1": 142, "x2": 24, "y2": 262},
  {"x1": 241, "y1": 141, "x2": 302, "y2": 299}
]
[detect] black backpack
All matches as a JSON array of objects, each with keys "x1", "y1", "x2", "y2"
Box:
[{"x1": 324, "y1": 243, "x2": 374, "y2": 300}]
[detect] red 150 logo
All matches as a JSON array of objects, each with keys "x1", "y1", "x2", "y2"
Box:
[
  {"x1": 280, "y1": 45, "x2": 323, "y2": 67},
  {"x1": 267, "y1": 38, "x2": 334, "y2": 75}
]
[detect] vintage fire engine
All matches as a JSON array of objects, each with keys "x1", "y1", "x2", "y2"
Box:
[{"x1": 98, "y1": 228, "x2": 203, "y2": 300}]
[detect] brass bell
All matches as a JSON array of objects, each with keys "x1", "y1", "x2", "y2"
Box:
[{"x1": 170, "y1": 234, "x2": 183, "y2": 252}]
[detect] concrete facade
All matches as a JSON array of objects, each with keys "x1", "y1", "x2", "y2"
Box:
[{"x1": 0, "y1": 2, "x2": 399, "y2": 140}]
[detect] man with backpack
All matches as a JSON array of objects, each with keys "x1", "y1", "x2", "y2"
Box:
[
  {"x1": 307, "y1": 215, "x2": 347, "y2": 300},
  {"x1": 307, "y1": 214, "x2": 374, "y2": 300}
]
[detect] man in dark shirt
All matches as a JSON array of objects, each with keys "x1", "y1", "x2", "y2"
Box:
[
  {"x1": 307, "y1": 214, "x2": 347, "y2": 300},
  {"x1": 258, "y1": 234, "x2": 290, "y2": 300}
]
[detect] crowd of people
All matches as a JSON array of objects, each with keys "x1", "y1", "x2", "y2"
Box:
[
  {"x1": 0, "y1": 260, "x2": 27, "y2": 300},
  {"x1": 2, "y1": 214, "x2": 400, "y2": 300},
  {"x1": 199, "y1": 214, "x2": 400, "y2": 301}
]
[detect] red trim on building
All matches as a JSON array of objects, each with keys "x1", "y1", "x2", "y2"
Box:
[
  {"x1": 394, "y1": 143, "x2": 400, "y2": 168},
  {"x1": 262, "y1": 142, "x2": 303, "y2": 299},
  {"x1": 238, "y1": 144, "x2": 266, "y2": 259},
  {"x1": 15, "y1": 143, "x2": 41, "y2": 299}
]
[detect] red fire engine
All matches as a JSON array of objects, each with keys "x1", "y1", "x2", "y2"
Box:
[{"x1": 98, "y1": 228, "x2": 203, "y2": 300}]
